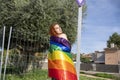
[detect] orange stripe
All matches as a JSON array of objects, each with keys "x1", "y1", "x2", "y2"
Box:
[
  {"x1": 48, "y1": 50, "x2": 74, "y2": 65},
  {"x1": 48, "y1": 59, "x2": 76, "y2": 74}
]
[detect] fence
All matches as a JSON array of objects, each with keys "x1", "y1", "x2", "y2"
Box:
[
  {"x1": 81, "y1": 63, "x2": 119, "y2": 73},
  {"x1": 0, "y1": 27, "x2": 48, "y2": 80}
]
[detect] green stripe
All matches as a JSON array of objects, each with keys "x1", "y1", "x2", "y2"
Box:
[
  {"x1": 63, "y1": 51, "x2": 72, "y2": 60},
  {"x1": 49, "y1": 44, "x2": 62, "y2": 53},
  {"x1": 49, "y1": 44, "x2": 72, "y2": 60}
]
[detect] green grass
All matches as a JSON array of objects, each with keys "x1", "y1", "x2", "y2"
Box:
[
  {"x1": 2, "y1": 69, "x2": 119, "y2": 80},
  {"x1": 5, "y1": 69, "x2": 50, "y2": 80},
  {"x1": 94, "y1": 73, "x2": 115, "y2": 79},
  {"x1": 94, "y1": 73, "x2": 120, "y2": 80}
]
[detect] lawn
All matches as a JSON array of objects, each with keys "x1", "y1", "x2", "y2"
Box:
[
  {"x1": 3, "y1": 69, "x2": 114, "y2": 80},
  {"x1": 5, "y1": 69, "x2": 50, "y2": 80}
]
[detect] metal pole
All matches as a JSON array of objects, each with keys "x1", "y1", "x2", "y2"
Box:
[
  {"x1": 118, "y1": 61, "x2": 120, "y2": 74},
  {"x1": 118, "y1": 64, "x2": 120, "y2": 74},
  {"x1": 3, "y1": 27, "x2": 12, "y2": 80},
  {"x1": 0, "y1": 26, "x2": 6, "y2": 80},
  {"x1": 76, "y1": 7, "x2": 82, "y2": 80}
]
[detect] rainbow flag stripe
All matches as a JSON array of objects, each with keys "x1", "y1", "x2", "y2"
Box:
[{"x1": 48, "y1": 36, "x2": 77, "y2": 80}]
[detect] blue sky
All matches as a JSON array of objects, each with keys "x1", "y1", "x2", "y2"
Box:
[{"x1": 72, "y1": 0, "x2": 120, "y2": 54}]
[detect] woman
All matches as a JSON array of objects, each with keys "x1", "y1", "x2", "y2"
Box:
[{"x1": 48, "y1": 23, "x2": 77, "y2": 80}]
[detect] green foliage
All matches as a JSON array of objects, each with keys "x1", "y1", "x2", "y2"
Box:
[
  {"x1": 107, "y1": 32, "x2": 120, "y2": 48},
  {"x1": 80, "y1": 71, "x2": 85, "y2": 74},
  {"x1": 80, "y1": 54, "x2": 91, "y2": 63},
  {"x1": 72, "y1": 53, "x2": 76, "y2": 61},
  {"x1": 71, "y1": 54, "x2": 91, "y2": 63},
  {"x1": 0, "y1": 0, "x2": 87, "y2": 50},
  {"x1": 81, "y1": 57, "x2": 91, "y2": 63}
]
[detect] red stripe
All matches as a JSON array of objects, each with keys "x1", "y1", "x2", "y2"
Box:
[
  {"x1": 48, "y1": 69, "x2": 77, "y2": 80},
  {"x1": 48, "y1": 59, "x2": 76, "y2": 74}
]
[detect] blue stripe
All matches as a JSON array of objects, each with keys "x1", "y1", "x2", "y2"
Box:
[{"x1": 50, "y1": 41, "x2": 71, "y2": 52}]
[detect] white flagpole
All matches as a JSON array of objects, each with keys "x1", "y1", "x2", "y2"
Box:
[
  {"x1": 0, "y1": 26, "x2": 6, "y2": 80},
  {"x1": 3, "y1": 27, "x2": 12, "y2": 80},
  {"x1": 76, "y1": 7, "x2": 82, "y2": 80}
]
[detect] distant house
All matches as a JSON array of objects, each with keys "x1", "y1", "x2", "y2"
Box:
[
  {"x1": 92, "y1": 43, "x2": 120, "y2": 65},
  {"x1": 104, "y1": 47, "x2": 120, "y2": 65},
  {"x1": 92, "y1": 51, "x2": 105, "y2": 64}
]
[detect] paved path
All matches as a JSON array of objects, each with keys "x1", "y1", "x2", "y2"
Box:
[{"x1": 80, "y1": 74, "x2": 113, "y2": 80}]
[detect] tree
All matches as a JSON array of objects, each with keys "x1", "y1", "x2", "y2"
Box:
[
  {"x1": 107, "y1": 32, "x2": 120, "y2": 48},
  {"x1": 0, "y1": 0, "x2": 87, "y2": 73},
  {"x1": 80, "y1": 54, "x2": 91, "y2": 63},
  {"x1": 0, "y1": 0, "x2": 87, "y2": 74},
  {"x1": 0, "y1": 0, "x2": 87, "y2": 50}
]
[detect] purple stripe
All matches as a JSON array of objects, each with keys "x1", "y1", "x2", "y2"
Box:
[{"x1": 50, "y1": 36, "x2": 71, "y2": 49}]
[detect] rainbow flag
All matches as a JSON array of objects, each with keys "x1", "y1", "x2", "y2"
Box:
[{"x1": 48, "y1": 36, "x2": 77, "y2": 80}]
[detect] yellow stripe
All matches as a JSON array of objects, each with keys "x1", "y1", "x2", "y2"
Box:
[{"x1": 48, "y1": 50, "x2": 74, "y2": 65}]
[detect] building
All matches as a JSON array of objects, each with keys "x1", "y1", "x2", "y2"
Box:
[
  {"x1": 104, "y1": 47, "x2": 120, "y2": 65},
  {"x1": 92, "y1": 51, "x2": 105, "y2": 64}
]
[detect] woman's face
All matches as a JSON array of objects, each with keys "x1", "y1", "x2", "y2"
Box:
[{"x1": 54, "y1": 24, "x2": 62, "y2": 34}]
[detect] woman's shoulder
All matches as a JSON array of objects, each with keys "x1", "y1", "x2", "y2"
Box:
[
  {"x1": 58, "y1": 33, "x2": 68, "y2": 40},
  {"x1": 59, "y1": 33, "x2": 67, "y2": 36}
]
